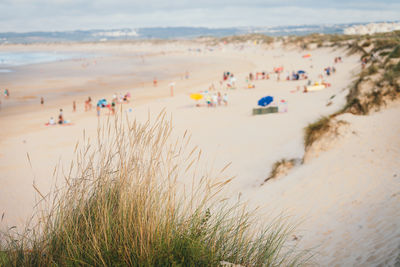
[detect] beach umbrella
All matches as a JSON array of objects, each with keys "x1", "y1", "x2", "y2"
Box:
[
  {"x1": 258, "y1": 96, "x2": 274, "y2": 107},
  {"x1": 297, "y1": 70, "x2": 306, "y2": 74},
  {"x1": 97, "y1": 99, "x2": 107, "y2": 107},
  {"x1": 190, "y1": 93, "x2": 203, "y2": 101}
]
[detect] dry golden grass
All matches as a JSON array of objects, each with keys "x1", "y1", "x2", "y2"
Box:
[{"x1": 1, "y1": 112, "x2": 309, "y2": 266}]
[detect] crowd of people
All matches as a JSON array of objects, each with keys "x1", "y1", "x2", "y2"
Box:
[
  {"x1": 222, "y1": 71, "x2": 237, "y2": 89},
  {"x1": 203, "y1": 92, "x2": 228, "y2": 107},
  {"x1": 4, "y1": 53, "x2": 346, "y2": 126},
  {"x1": 47, "y1": 108, "x2": 69, "y2": 125},
  {"x1": 43, "y1": 90, "x2": 132, "y2": 125}
]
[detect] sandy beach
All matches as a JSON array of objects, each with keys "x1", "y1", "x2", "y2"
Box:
[{"x1": 0, "y1": 41, "x2": 399, "y2": 266}]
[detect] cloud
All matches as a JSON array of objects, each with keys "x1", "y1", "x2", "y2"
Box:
[{"x1": 0, "y1": 0, "x2": 399, "y2": 32}]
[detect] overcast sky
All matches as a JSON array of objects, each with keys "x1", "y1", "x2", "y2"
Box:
[{"x1": 1, "y1": 0, "x2": 399, "y2": 32}]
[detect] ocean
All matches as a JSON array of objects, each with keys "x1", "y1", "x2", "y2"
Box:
[
  {"x1": 0, "y1": 51, "x2": 91, "y2": 73},
  {"x1": 0, "y1": 51, "x2": 89, "y2": 66}
]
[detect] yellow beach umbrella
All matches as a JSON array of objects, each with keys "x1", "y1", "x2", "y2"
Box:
[{"x1": 190, "y1": 93, "x2": 203, "y2": 101}]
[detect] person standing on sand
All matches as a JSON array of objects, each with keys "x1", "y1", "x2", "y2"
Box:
[
  {"x1": 169, "y1": 82, "x2": 175, "y2": 97},
  {"x1": 212, "y1": 93, "x2": 218, "y2": 107},
  {"x1": 153, "y1": 78, "x2": 158, "y2": 87},
  {"x1": 223, "y1": 93, "x2": 228, "y2": 106},
  {"x1": 85, "y1": 99, "x2": 89, "y2": 111},
  {"x1": 205, "y1": 94, "x2": 212, "y2": 107},
  {"x1": 111, "y1": 101, "x2": 116, "y2": 115},
  {"x1": 58, "y1": 109, "x2": 64, "y2": 124},
  {"x1": 96, "y1": 105, "x2": 101, "y2": 117},
  {"x1": 85, "y1": 96, "x2": 92, "y2": 111},
  {"x1": 73, "y1": 101, "x2": 76, "y2": 112},
  {"x1": 41, "y1": 97, "x2": 44, "y2": 105},
  {"x1": 217, "y1": 92, "x2": 222, "y2": 106},
  {"x1": 249, "y1": 73, "x2": 254, "y2": 81},
  {"x1": 85, "y1": 97, "x2": 92, "y2": 111}
]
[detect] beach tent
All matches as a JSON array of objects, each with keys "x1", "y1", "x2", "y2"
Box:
[{"x1": 258, "y1": 96, "x2": 274, "y2": 107}]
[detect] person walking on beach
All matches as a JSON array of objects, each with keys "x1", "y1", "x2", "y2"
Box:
[
  {"x1": 96, "y1": 105, "x2": 101, "y2": 117},
  {"x1": 73, "y1": 101, "x2": 76, "y2": 112},
  {"x1": 153, "y1": 77, "x2": 158, "y2": 87},
  {"x1": 40, "y1": 97, "x2": 44, "y2": 105}
]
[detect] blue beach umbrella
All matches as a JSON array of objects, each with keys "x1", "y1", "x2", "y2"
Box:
[
  {"x1": 297, "y1": 70, "x2": 306, "y2": 74},
  {"x1": 97, "y1": 99, "x2": 108, "y2": 107},
  {"x1": 258, "y1": 96, "x2": 274, "y2": 107}
]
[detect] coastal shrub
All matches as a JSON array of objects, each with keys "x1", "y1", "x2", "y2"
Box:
[
  {"x1": 388, "y1": 45, "x2": 400, "y2": 59},
  {"x1": 366, "y1": 64, "x2": 378, "y2": 75},
  {"x1": 372, "y1": 38, "x2": 399, "y2": 52},
  {"x1": 379, "y1": 51, "x2": 391, "y2": 57},
  {"x1": 344, "y1": 97, "x2": 367, "y2": 115},
  {"x1": 383, "y1": 69, "x2": 400, "y2": 86},
  {"x1": 0, "y1": 113, "x2": 309, "y2": 266},
  {"x1": 347, "y1": 41, "x2": 367, "y2": 56},
  {"x1": 361, "y1": 40, "x2": 371, "y2": 47},
  {"x1": 366, "y1": 89, "x2": 385, "y2": 111},
  {"x1": 264, "y1": 159, "x2": 298, "y2": 184},
  {"x1": 304, "y1": 116, "x2": 331, "y2": 148},
  {"x1": 219, "y1": 34, "x2": 274, "y2": 45}
]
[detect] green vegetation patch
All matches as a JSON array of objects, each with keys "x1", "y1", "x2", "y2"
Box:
[{"x1": 388, "y1": 45, "x2": 400, "y2": 59}]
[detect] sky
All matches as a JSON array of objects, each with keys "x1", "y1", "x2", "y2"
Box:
[{"x1": 0, "y1": 0, "x2": 399, "y2": 32}]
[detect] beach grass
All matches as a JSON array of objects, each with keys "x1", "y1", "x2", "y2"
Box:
[
  {"x1": 0, "y1": 113, "x2": 309, "y2": 266},
  {"x1": 304, "y1": 116, "x2": 331, "y2": 148},
  {"x1": 264, "y1": 159, "x2": 297, "y2": 184}
]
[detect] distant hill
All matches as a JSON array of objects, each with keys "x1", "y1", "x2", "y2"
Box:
[{"x1": 0, "y1": 22, "x2": 397, "y2": 44}]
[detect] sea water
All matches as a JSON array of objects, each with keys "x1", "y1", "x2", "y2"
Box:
[{"x1": 0, "y1": 51, "x2": 89, "y2": 72}]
